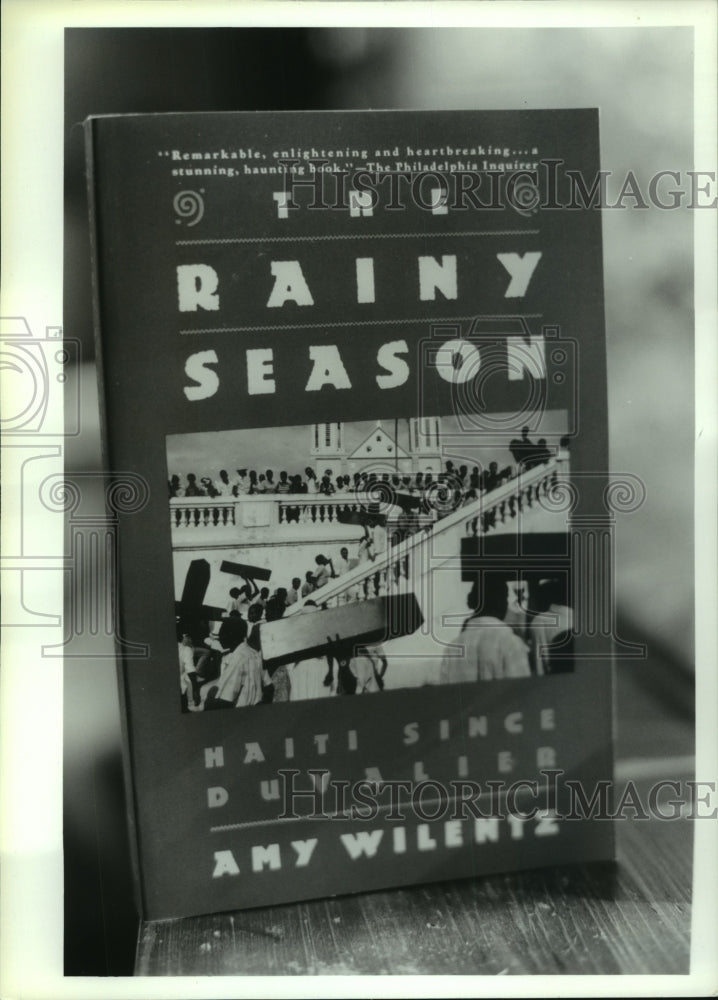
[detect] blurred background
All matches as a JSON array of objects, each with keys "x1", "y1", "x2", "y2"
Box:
[{"x1": 63, "y1": 27, "x2": 694, "y2": 975}]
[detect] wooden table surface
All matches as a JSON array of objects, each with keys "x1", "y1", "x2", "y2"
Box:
[{"x1": 136, "y1": 765, "x2": 693, "y2": 976}]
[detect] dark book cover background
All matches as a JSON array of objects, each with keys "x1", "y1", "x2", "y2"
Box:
[{"x1": 85, "y1": 107, "x2": 613, "y2": 921}]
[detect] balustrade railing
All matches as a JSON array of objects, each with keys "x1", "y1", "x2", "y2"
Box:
[
  {"x1": 285, "y1": 460, "x2": 562, "y2": 614},
  {"x1": 276, "y1": 497, "x2": 363, "y2": 526},
  {"x1": 170, "y1": 496, "x2": 236, "y2": 529},
  {"x1": 462, "y1": 462, "x2": 560, "y2": 536},
  {"x1": 169, "y1": 461, "x2": 562, "y2": 609},
  {"x1": 170, "y1": 493, "x2": 379, "y2": 531}
]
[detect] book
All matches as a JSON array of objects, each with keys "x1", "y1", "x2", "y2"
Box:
[{"x1": 86, "y1": 108, "x2": 614, "y2": 920}]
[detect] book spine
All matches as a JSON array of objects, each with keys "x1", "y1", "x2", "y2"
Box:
[{"x1": 84, "y1": 117, "x2": 148, "y2": 920}]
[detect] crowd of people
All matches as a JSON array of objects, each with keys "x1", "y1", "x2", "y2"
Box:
[
  {"x1": 176, "y1": 428, "x2": 569, "y2": 710},
  {"x1": 178, "y1": 585, "x2": 388, "y2": 714},
  {"x1": 178, "y1": 529, "x2": 394, "y2": 711},
  {"x1": 178, "y1": 569, "x2": 573, "y2": 712},
  {"x1": 168, "y1": 431, "x2": 566, "y2": 507},
  {"x1": 170, "y1": 466, "x2": 362, "y2": 499}
]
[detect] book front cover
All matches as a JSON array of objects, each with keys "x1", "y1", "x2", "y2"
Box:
[{"x1": 86, "y1": 109, "x2": 614, "y2": 920}]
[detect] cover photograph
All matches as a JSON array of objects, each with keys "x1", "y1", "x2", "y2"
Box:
[{"x1": 85, "y1": 108, "x2": 614, "y2": 920}]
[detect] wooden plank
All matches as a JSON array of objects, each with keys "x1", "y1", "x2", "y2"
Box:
[
  {"x1": 260, "y1": 594, "x2": 423, "y2": 666},
  {"x1": 176, "y1": 558, "x2": 226, "y2": 618},
  {"x1": 220, "y1": 559, "x2": 272, "y2": 582},
  {"x1": 179, "y1": 558, "x2": 211, "y2": 606}
]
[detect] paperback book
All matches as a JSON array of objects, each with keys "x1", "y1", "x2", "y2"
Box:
[{"x1": 85, "y1": 108, "x2": 614, "y2": 919}]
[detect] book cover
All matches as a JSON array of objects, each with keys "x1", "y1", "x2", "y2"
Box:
[{"x1": 86, "y1": 108, "x2": 614, "y2": 920}]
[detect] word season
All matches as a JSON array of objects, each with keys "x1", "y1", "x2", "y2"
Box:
[{"x1": 177, "y1": 252, "x2": 544, "y2": 401}]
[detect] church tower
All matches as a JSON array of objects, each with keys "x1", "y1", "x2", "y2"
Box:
[
  {"x1": 409, "y1": 417, "x2": 442, "y2": 473},
  {"x1": 310, "y1": 422, "x2": 345, "y2": 478}
]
